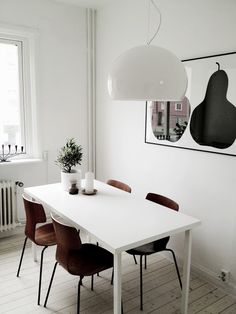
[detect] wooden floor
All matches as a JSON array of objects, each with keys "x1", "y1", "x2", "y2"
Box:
[{"x1": 1, "y1": 230, "x2": 236, "y2": 314}]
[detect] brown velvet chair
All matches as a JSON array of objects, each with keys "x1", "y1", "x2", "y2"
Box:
[
  {"x1": 44, "y1": 215, "x2": 113, "y2": 314},
  {"x1": 16, "y1": 195, "x2": 56, "y2": 305},
  {"x1": 126, "y1": 193, "x2": 182, "y2": 311}
]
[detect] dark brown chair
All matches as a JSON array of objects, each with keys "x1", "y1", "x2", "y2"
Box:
[
  {"x1": 44, "y1": 215, "x2": 113, "y2": 314},
  {"x1": 16, "y1": 195, "x2": 56, "y2": 305},
  {"x1": 126, "y1": 193, "x2": 182, "y2": 311},
  {"x1": 107, "y1": 179, "x2": 132, "y2": 193}
]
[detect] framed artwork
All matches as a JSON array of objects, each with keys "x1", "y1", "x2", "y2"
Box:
[{"x1": 145, "y1": 51, "x2": 236, "y2": 156}]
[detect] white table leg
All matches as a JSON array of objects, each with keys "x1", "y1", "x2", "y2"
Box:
[
  {"x1": 32, "y1": 242, "x2": 37, "y2": 262},
  {"x1": 114, "y1": 252, "x2": 122, "y2": 314},
  {"x1": 181, "y1": 229, "x2": 192, "y2": 314}
]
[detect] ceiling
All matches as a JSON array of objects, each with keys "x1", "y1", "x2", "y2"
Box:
[{"x1": 52, "y1": 0, "x2": 115, "y2": 9}]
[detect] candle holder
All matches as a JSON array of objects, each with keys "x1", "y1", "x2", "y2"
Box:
[{"x1": 0, "y1": 144, "x2": 26, "y2": 162}]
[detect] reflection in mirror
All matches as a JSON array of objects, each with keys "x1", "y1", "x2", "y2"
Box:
[{"x1": 151, "y1": 97, "x2": 191, "y2": 142}]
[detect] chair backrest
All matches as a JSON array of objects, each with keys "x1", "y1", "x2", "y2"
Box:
[
  {"x1": 51, "y1": 214, "x2": 82, "y2": 270},
  {"x1": 23, "y1": 194, "x2": 47, "y2": 241},
  {"x1": 107, "y1": 179, "x2": 132, "y2": 193},
  {"x1": 146, "y1": 193, "x2": 179, "y2": 211}
]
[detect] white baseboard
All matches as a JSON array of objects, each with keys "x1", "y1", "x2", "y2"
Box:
[
  {"x1": 161, "y1": 251, "x2": 236, "y2": 297},
  {"x1": 191, "y1": 262, "x2": 236, "y2": 297}
]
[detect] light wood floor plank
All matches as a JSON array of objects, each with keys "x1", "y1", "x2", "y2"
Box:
[
  {"x1": 0, "y1": 229, "x2": 236, "y2": 313},
  {"x1": 220, "y1": 302, "x2": 236, "y2": 314},
  {"x1": 196, "y1": 295, "x2": 236, "y2": 314}
]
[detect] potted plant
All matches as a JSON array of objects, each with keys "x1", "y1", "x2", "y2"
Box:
[{"x1": 56, "y1": 138, "x2": 83, "y2": 191}]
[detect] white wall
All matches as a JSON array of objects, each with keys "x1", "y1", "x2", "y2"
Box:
[
  {"x1": 0, "y1": 0, "x2": 88, "y2": 218},
  {"x1": 96, "y1": 0, "x2": 236, "y2": 290}
]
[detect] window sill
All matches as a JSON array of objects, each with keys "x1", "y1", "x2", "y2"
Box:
[{"x1": 0, "y1": 158, "x2": 44, "y2": 166}]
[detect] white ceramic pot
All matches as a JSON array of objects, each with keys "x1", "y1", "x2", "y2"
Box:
[{"x1": 61, "y1": 169, "x2": 81, "y2": 191}]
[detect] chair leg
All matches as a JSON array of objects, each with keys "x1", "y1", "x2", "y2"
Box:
[
  {"x1": 16, "y1": 237, "x2": 28, "y2": 277},
  {"x1": 166, "y1": 249, "x2": 182, "y2": 289},
  {"x1": 38, "y1": 246, "x2": 48, "y2": 305},
  {"x1": 44, "y1": 262, "x2": 58, "y2": 307},
  {"x1": 133, "y1": 254, "x2": 137, "y2": 264},
  {"x1": 96, "y1": 242, "x2": 100, "y2": 276},
  {"x1": 140, "y1": 255, "x2": 143, "y2": 311},
  {"x1": 77, "y1": 277, "x2": 83, "y2": 314},
  {"x1": 111, "y1": 267, "x2": 114, "y2": 285},
  {"x1": 91, "y1": 274, "x2": 94, "y2": 291}
]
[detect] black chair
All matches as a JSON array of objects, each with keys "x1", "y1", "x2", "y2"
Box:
[
  {"x1": 126, "y1": 193, "x2": 182, "y2": 311},
  {"x1": 44, "y1": 215, "x2": 114, "y2": 314},
  {"x1": 16, "y1": 195, "x2": 56, "y2": 305}
]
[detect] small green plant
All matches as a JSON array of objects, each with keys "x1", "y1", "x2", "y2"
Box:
[{"x1": 56, "y1": 138, "x2": 82, "y2": 173}]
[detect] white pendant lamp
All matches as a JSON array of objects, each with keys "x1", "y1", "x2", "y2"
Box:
[{"x1": 107, "y1": 1, "x2": 187, "y2": 101}]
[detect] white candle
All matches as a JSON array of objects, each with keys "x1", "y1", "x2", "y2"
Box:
[{"x1": 85, "y1": 172, "x2": 94, "y2": 193}]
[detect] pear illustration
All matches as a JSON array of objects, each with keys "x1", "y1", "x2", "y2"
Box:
[{"x1": 190, "y1": 66, "x2": 236, "y2": 149}]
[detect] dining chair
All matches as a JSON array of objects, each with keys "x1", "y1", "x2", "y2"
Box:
[
  {"x1": 44, "y1": 214, "x2": 114, "y2": 314},
  {"x1": 16, "y1": 195, "x2": 57, "y2": 305},
  {"x1": 126, "y1": 192, "x2": 182, "y2": 311},
  {"x1": 107, "y1": 179, "x2": 132, "y2": 193}
]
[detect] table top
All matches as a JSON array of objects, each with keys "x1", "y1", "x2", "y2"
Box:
[{"x1": 24, "y1": 180, "x2": 201, "y2": 254}]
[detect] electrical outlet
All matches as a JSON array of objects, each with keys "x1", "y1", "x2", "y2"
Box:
[{"x1": 219, "y1": 269, "x2": 230, "y2": 283}]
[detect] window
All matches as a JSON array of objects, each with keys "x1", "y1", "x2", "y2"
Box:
[
  {"x1": 0, "y1": 39, "x2": 25, "y2": 153},
  {"x1": 0, "y1": 27, "x2": 38, "y2": 159},
  {"x1": 157, "y1": 111, "x2": 163, "y2": 126},
  {"x1": 160, "y1": 102, "x2": 165, "y2": 110},
  {"x1": 175, "y1": 103, "x2": 182, "y2": 111}
]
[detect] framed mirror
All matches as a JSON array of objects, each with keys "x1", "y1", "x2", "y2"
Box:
[
  {"x1": 148, "y1": 97, "x2": 191, "y2": 143},
  {"x1": 145, "y1": 51, "x2": 236, "y2": 157}
]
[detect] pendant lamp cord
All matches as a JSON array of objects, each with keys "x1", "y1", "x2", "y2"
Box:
[{"x1": 147, "y1": 0, "x2": 162, "y2": 45}]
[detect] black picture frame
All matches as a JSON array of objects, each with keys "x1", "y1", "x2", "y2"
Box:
[{"x1": 145, "y1": 51, "x2": 236, "y2": 157}]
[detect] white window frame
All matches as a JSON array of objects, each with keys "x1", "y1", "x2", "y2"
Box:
[
  {"x1": 0, "y1": 38, "x2": 26, "y2": 150},
  {"x1": 0, "y1": 24, "x2": 39, "y2": 159}
]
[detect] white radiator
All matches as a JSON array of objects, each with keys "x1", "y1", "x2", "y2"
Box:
[{"x1": 0, "y1": 181, "x2": 17, "y2": 232}]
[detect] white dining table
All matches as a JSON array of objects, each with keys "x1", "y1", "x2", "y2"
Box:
[{"x1": 24, "y1": 180, "x2": 200, "y2": 314}]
